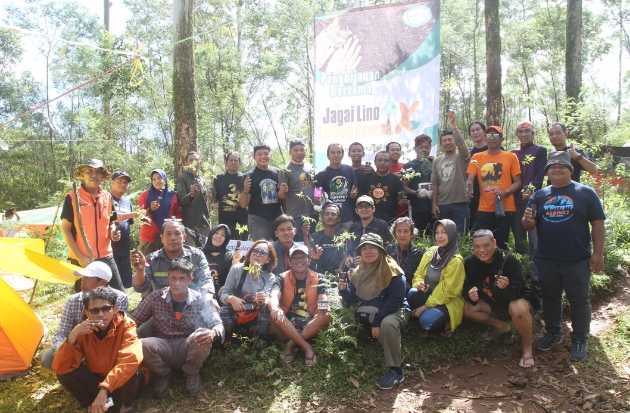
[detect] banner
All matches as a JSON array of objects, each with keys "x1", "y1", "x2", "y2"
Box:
[{"x1": 313, "y1": 0, "x2": 441, "y2": 168}]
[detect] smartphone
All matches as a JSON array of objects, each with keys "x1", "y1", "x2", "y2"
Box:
[
  {"x1": 105, "y1": 397, "x2": 114, "y2": 409},
  {"x1": 235, "y1": 241, "x2": 241, "y2": 249},
  {"x1": 243, "y1": 303, "x2": 256, "y2": 310},
  {"x1": 530, "y1": 203, "x2": 537, "y2": 219}
]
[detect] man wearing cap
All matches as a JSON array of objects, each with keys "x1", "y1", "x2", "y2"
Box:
[
  {"x1": 510, "y1": 122, "x2": 547, "y2": 290},
  {"x1": 61, "y1": 159, "x2": 136, "y2": 292},
  {"x1": 464, "y1": 229, "x2": 539, "y2": 368},
  {"x1": 278, "y1": 139, "x2": 318, "y2": 242},
  {"x1": 176, "y1": 151, "x2": 211, "y2": 243},
  {"x1": 39, "y1": 261, "x2": 128, "y2": 370},
  {"x1": 131, "y1": 258, "x2": 224, "y2": 398},
  {"x1": 430, "y1": 110, "x2": 471, "y2": 234},
  {"x1": 53, "y1": 286, "x2": 146, "y2": 413},
  {"x1": 347, "y1": 196, "x2": 394, "y2": 267},
  {"x1": 523, "y1": 151, "x2": 605, "y2": 360},
  {"x1": 309, "y1": 203, "x2": 347, "y2": 274},
  {"x1": 269, "y1": 244, "x2": 331, "y2": 366},
  {"x1": 110, "y1": 171, "x2": 140, "y2": 289},
  {"x1": 548, "y1": 122, "x2": 597, "y2": 183},
  {"x1": 465, "y1": 127, "x2": 522, "y2": 250}
]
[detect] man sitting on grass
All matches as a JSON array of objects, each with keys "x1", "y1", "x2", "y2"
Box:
[
  {"x1": 130, "y1": 258, "x2": 224, "y2": 398},
  {"x1": 39, "y1": 261, "x2": 128, "y2": 370},
  {"x1": 463, "y1": 230, "x2": 539, "y2": 367},
  {"x1": 269, "y1": 245, "x2": 331, "y2": 366},
  {"x1": 52, "y1": 286, "x2": 146, "y2": 413}
]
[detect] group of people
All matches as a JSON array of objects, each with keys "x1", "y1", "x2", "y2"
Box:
[{"x1": 38, "y1": 111, "x2": 606, "y2": 411}]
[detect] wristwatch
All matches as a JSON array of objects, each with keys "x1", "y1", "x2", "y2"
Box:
[{"x1": 575, "y1": 154, "x2": 583, "y2": 161}]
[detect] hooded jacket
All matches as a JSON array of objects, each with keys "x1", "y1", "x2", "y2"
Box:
[{"x1": 202, "y1": 224, "x2": 235, "y2": 289}]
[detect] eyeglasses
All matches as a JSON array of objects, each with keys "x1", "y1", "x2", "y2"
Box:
[
  {"x1": 251, "y1": 248, "x2": 269, "y2": 257},
  {"x1": 485, "y1": 133, "x2": 501, "y2": 139},
  {"x1": 88, "y1": 305, "x2": 113, "y2": 315},
  {"x1": 356, "y1": 204, "x2": 373, "y2": 210}
]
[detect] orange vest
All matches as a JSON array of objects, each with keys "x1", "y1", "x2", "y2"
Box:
[
  {"x1": 68, "y1": 186, "x2": 113, "y2": 260},
  {"x1": 279, "y1": 269, "x2": 320, "y2": 316}
]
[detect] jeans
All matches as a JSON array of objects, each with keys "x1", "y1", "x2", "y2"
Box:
[
  {"x1": 437, "y1": 202, "x2": 470, "y2": 234},
  {"x1": 473, "y1": 211, "x2": 514, "y2": 250},
  {"x1": 406, "y1": 289, "x2": 449, "y2": 332},
  {"x1": 512, "y1": 204, "x2": 539, "y2": 284},
  {"x1": 114, "y1": 254, "x2": 133, "y2": 289},
  {"x1": 57, "y1": 365, "x2": 145, "y2": 409},
  {"x1": 248, "y1": 214, "x2": 275, "y2": 241},
  {"x1": 141, "y1": 334, "x2": 212, "y2": 376},
  {"x1": 535, "y1": 257, "x2": 592, "y2": 342}
]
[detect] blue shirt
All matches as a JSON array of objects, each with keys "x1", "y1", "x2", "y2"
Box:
[
  {"x1": 111, "y1": 195, "x2": 134, "y2": 257},
  {"x1": 528, "y1": 182, "x2": 605, "y2": 261}
]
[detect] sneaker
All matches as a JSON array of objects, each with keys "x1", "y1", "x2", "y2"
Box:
[
  {"x1": 153, "y1": 372, "x2": 172, "y2": 399},
  {"x1": 570, "y1": 341, "x2": 588, "y2": 360},
  {"x1": 535, "y1": 333, "x2": 562, "y2": 351},
  {"x1": 185, "y1": 373, "x2": 202, "y2": 397},
  {"x1": 376, "y1": 369, "x2": 404, "y2": 390}
]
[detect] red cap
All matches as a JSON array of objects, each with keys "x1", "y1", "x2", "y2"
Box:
[{"x1": 485, "y1": 126, "x2": 503, "y2": 136}]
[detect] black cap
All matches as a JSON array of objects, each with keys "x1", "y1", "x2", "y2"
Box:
[{"x1": 111, "y1": 170, "x2": 132, "y2": 182}]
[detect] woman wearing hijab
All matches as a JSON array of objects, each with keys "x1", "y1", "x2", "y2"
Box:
[
  {"x1": 203, "y1": 224, "x2": 242, "y2": 292},
  {"x1": 408, "y1": 219, "x2": 465, "y2": 337},
  {"x1": 137, "y1": 169, "x2": 182, "y2": 256},
  {"x1": 338, "y1": 233, "x2": 410, "y2": 390}
]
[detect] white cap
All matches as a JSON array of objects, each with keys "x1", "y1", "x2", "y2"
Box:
[{"x1": 73, "y1": 261, "x2": 112, "y2": 282}]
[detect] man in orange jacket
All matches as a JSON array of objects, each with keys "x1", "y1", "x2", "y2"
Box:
[
  {"x1": 268, "y1": 244, "x2": 331, "y2": 367},
  {"x1": 53, "y1": 286, "x2": 146, "y2": 413}
]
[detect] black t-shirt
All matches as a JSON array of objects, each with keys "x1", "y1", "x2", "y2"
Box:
[
  {"x1": 348, "y1": 218, "x2": 393, "y2": 251},
  {"x1": 308, "y1": 228, "x2": 347, "y2": 274},
  {"x1": 402, "y1": 158, "x2": 432, "y2": 212},
  {"x1": 246, "y1": 166, "x2": 282, "y2": 221},
  {"x1": 315, "y1": 165, "x2": 357, "y2": 223},
  {"x1": 358, "y1": 172, "x2": 404, "y2": 222},
  {"x1": 172, "y1": 299, "x2": 186, "y2": 320},
  {"x1": 214, "y1": 172, "x2": 248, "y2": 223},
  {"x1": 205, "y1": 251, "x2": 234, "y2": 290},
  {"x1": 111, "y1": 195, "x2": 134, "y2": 257}
]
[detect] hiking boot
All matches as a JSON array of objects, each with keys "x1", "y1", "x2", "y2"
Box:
[
  {"x1": 535, "y1": 333, "x2": 562, "y2": 351},
  {"x1": 185, "y1": 373, "x2": 201, "y2": 397},
  {"x1": 153, "y1": 372, "x2": 172, "y2": 399},
  {"x1": 376, "y1": 369, "x2": 404, "y2": 390},
  {"x1": 570, "y1": 341, "x2": 588, "y2": 360}
]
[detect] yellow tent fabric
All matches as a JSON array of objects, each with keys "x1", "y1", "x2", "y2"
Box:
[
  {"x1": 0, "y1": 277, "x2": 44, "y2": 374},
  {"x1": 0, "y1": 238, "x2": 79, "y2": 285}
]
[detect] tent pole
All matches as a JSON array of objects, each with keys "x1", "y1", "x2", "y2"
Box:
[{"x1": 28, "y1": 189, "x2": 67, "y2": 304}]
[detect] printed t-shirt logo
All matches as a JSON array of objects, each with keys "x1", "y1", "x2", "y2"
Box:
[
  {"x1": 290, "y1": 286, "x2": 310, "y2": 317},
  {"x1": 439, "y1": 158, "x2": 456, "y2": 182},
  {"x1": 542, "y1": 195, "x2": 574, "y2": 222},
  {"x1": 259, "y1": 179, "x2": 278, "y2": 204},
  {"x1": 221, "y1": 183, "x2": 241, "y2": 212},
  {"x1": 480, "y1": 162, "x2": 503, "y2": 193},
  {"x1": 369, "y1": 183, "x2": 390, "y2": 204},
  {"x1": 328, "y1": 176, "x2": 349, "y2": 203}
]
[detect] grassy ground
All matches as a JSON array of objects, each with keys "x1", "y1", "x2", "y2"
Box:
[{"x1": 1, "y1": 269, "x2": 629, "y2": 412}]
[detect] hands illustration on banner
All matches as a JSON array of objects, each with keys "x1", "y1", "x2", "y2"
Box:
[{"x1": 315, "y1": 17, "x2": 363, "y2": 74}]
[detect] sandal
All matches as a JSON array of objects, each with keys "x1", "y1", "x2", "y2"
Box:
[
  {"x1": 284, "y1": 347, "x2": 298, "y2": 363},
  {"x1": 519, "y1": 355, "x2": 535, "y2": 368},
  {"x1": 305, "y1": 353, "x2": 317, "y2": 367}
]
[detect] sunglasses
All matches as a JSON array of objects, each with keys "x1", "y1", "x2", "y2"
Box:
[
  {"x1": 88, "y1": 305, "x2": 113, "y2": 315},
  {"x1": 251, "y1": 248, "x2": 269, "y2": 257},
  {"x1": 485, "y1": 133, "x2": 501, "y2": 139}
]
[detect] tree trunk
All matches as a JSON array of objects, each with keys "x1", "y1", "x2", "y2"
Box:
[
  {"x1": 566, "y1": 0, "x2": 582, "y2": 140},
  {"x1": 473, "y1": 0, "x2": 482, "y2": 120},
  {"x1": 173, "y1": 0, "x2": 198, "y2": 175},
  {"x1": 485, "y1": 0, "x2": 502, "y2": 126}
]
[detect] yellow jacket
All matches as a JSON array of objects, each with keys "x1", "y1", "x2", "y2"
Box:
[{"x1": 412, "y1": 246, "x2": 465, "y2": 331}]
